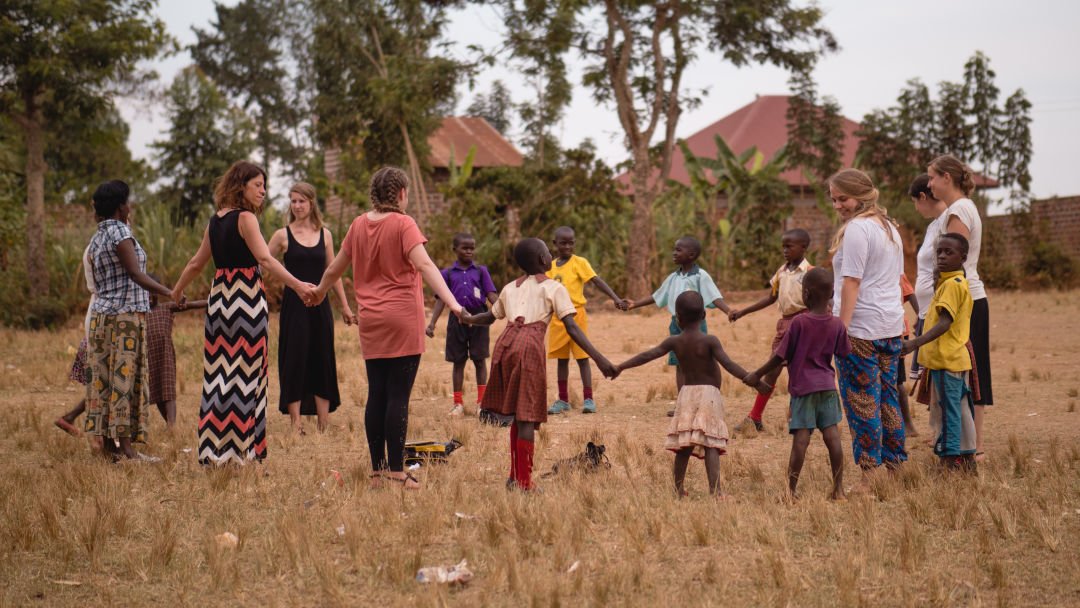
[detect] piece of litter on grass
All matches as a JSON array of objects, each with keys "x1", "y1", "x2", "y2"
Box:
[
  {"x1": 416, "y1": 559, "x2": 473, "y2": 585},
  {"x1": 181, "y1": 448, "x2": 192, "y2": 453},
  {"x1": 335, "y1": 524, "x2": 346, "y2": 537},
  {"x1": 1033, "y1": 459, "x2": 1043, "y2": 464},
  {"x1": 454, "y1": 512, "x2": 479, "y2": 520},
  {"x1": 1027, "y1": 412, "x2": 1039, "y2": 417},
  {"x1": 567, "y1": 560, "x2": 580, "y2": 573},
  {"x1": 408, "y1": 463, "x2": 421, "y2": 470},
  {"x1": 215, "y1": 532, "x2": 238, "y2": 549},
  {"x1": 48, "y1": 579, "x2": 81, "y2": 586}
]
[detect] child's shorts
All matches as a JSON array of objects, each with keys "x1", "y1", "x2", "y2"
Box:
[
  {"x1": 770, "y1": 310, "x2": 806, "y2": 352},
  {"x1": 788, "y1": 390, "x2": 842, "y2": 433},
  {"x1": 548, "y1": 306, "x2": 588, "y2": 359},
  {"x1": 445, "y1": 313, "x2": 490, "y2": 363},
  {"x1": 667, "y1": 316, "x2": 708, "y2": 365}
]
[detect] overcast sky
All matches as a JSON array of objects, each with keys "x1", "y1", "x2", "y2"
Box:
[{"x1": 121, "y1": 0, "x2": 1080, "y2": 210}]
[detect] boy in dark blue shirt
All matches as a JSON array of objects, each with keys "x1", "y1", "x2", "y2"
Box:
[{"x1": 427, "y1": 233, "x2": 498, "y2": 416}]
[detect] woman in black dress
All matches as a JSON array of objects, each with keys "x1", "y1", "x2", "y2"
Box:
[{"x1": 268, "y1": 182, "x2": 355, "y2": 433}]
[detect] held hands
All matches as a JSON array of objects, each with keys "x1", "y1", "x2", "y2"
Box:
[
  {"x1": 596, "y1": 356, "x2": 618, "y2": 380},
  {"x1": 298, "y1": 282, "x2": 322, "y2": 307},
  {"x1": 901, "y1": 339, "x2": 915, "y2": 356},
  {"x1": 742, "y1": 372, "x2": 771, "y2": 394},
  {"x1": 613, "y1": 297, "x2": 629, "y2": 311},
  {"x1": 728, "y1": 309, "x2": 742, "y2": 323},
  {"x1": 342, "y1": 309, "x2": 357, "y2": 326},
  {"x1": 425, "y1": 324, "x2": 436, "y2": 338}
]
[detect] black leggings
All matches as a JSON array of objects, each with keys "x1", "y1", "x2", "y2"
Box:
[{"x1": 364, "y1": 355, "x2": 421, "y2": 472}]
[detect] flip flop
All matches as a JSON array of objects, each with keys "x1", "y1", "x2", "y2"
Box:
[
  {"x1": 54, "y1": 418, "x2": 81, "y2": 437},
  {"x1": 387, "y1": 473, "x2": 421, "y2": 490}
]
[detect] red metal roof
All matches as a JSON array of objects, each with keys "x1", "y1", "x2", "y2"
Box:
[
  {"x1": 616, "y1": 95, "x2": 998, "y2": 191},
  {"x1": 428, "y1": 116, "x2": 524, "y2": 169}
]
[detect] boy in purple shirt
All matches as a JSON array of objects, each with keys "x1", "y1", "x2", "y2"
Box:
[
  {"x1": 427, "y1": 233, "x2": 498, "y2": 416},
  {"x1": 744, "y1": 268, "x2": 850, "y2": 500}
]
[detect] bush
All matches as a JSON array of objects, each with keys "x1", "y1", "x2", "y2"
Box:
[{"x1": 1023, "y1": 241, "x2": 1076, "y2": 289}]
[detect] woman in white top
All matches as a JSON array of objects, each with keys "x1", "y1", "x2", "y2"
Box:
[
  {"x1": 907, "y1": 174, "x2": 948, "y2": 381},
  {"x1": 828, "y1": 169, "x2": 907, "y2": 487},
  {"x1": 54, "y1": 243, "x2": 98, "y2": 436},
  {"x1": 928, "y1": 154, "x2": 992, "y2": 461}
]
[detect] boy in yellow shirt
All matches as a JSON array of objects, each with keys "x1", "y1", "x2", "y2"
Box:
[
  {"x1": 902, "y1": 233, "x2": 975, "y2": 471},
  {"x1": 546, "y1": 226, "x2": 627, "y2": 414}
]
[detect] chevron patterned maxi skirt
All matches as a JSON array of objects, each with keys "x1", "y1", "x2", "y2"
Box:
[{"x1": 198, "y1": 267, "x2": 269, "y2": 465}]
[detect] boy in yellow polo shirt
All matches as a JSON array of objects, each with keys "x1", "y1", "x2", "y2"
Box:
[
  {"x1": 546, "y1": 226, "x2": 627, "y2": 414},
  {"x1": 902, "y1": 233, "x2": 975, "y2": 471}
]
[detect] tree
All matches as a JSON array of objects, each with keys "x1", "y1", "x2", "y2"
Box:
[
  {"x1": 307, "y1": 0, "x2": 464, "y2": 221},
  {"x1": 500, "y1": 1, "x2": 576, "y2": 167},
  {"x1": 855, "y1": 52, "x2": 1033, "y2": 207},
  {"x1": 466, "y1": 80, "x2": 514, "y2": 135},
  {"x1": 151, "y1": 66, "x2": 256, "y2": 223},
  {"x1": 785, "y1": 70, "x2": 844, "y2": 184},
  {"x1": 191, "y1": 0, "x2": 305, "y2": 176},
  {"x1": 512, "y1": 0, "x2": 836, "y2": 296},
  {"x1": 0, "y1": 0, "x2": 168, "y2": 297}
]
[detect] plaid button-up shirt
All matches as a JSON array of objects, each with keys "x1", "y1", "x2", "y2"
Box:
[{"x1": 89, "y1": 219, "x2": 150, "y2": 314}]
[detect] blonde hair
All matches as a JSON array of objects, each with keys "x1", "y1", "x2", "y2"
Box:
[
  {"x1": 828, "y1": 168, "x2": 897, "y2": 254},
  {"x1": 287, "y1": 182, "x2": 323, "y2": 230},
  {"x1": 929, "y1": 154, "x2": 976, "y2": 197},
  {"x1": 369, "y1": 166, "x2": 409, "y2": 213},
  {"x1": 214, "y1": 160, "x2": 267, "y2": 214}
]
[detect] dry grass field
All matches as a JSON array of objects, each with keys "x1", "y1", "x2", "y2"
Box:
[{"x1": 1, "y1": 289, "x2": 1078, "y2": 607}]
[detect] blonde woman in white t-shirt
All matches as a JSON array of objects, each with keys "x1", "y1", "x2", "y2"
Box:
[
  {"x1": 928, "y1": 154, "x2": 992, "y2": 462},
  {"x1": 828, "y1": 169, "x2": 907, "y2": 491}
]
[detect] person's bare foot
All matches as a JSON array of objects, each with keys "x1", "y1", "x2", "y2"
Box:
[
  {"x1": 829, "y1": 489, "x2": 847, "y2": 501},
  {"x1": 974, "y1": 451, "x2": 987, "y2": 463},
  {"x1": 905, "y1": 425, "x2": 920, "y2": 438}
]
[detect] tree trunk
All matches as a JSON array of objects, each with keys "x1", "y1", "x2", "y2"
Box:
[
  {"x1": 625, "y1": 147, "x2": 656, "y2": 298},
  {"x1": 397, "y1": 120, "x2": 429, "y2": 225},
  {"x1": 22, "y1": 103, "x2": 49, "y2": 299}
]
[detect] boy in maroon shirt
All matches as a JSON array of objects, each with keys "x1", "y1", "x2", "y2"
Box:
[{"x1": 744, "y1": 268, "x2": 850, "y2": 500}]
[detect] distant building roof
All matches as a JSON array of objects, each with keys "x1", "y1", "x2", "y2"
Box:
[
  {"x1": 616, "y1": 94, "x2": 997, "y2": 191},
  {"x1": 428, "y1": 116, "x2": 524, "y2": 169}
]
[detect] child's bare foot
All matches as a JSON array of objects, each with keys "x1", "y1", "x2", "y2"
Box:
[
  {"x1": 829, "y1": 489, "x2": 847, "y2": 501},
  {"x1": 974, "y1": 451, "x2": 987, "y2": 463}
]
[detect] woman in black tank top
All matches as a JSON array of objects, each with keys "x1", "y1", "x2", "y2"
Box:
[{"x1": 267, "y1": 183, "x2": 354, "y2": 433}]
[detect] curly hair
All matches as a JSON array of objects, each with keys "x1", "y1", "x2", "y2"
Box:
[
  {"x1": 827, "y1": 168, "x2": 897, "y2": 254},
  {"x1": 369, "y1": 166, "x2": 409, "y2": 213},
  {"x1": 929, "y1": 154, "x2": 976, "y2": 197},
  {"x1": 214, "y1": 161, "x2": 267, "y2": 214}
]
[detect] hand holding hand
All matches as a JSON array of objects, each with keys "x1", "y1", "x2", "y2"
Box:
[
  {"x1": 425, "y1": 324, "x2": 435, "y2": 338},
  {"x1": 614, "y1": 297, "x2": 629, "y2": 311},
  {"x1": 449, "y1": 303, "x2": 464, "y2": 320},
  {"x1": 901, "y1": 340, "x2": 915, "y2": 356},
  {"x1": 343, "y1": 309, "x2": 357, "y2": 326},
  {"x1": 171, "y1": 287, "x2": 185, "y2": 306},
  {"x1": 597, "y1": 357, "x2": 618, "y2": 379},
  {"x1": 742, "y1": 372, "x2": 760, "y2": 388},
  {"x1": 297, "y1": 282, "x2": 320, "y2": 306},
  {"x1": 756, "y1": 380, "x2": 773, "y2": 394},
  {"x1": 728, "y1": 309, "x2": 742, "y2": 323},
  {"x1": 620, "y1": 298, "x2": 634, "y2": 311}
]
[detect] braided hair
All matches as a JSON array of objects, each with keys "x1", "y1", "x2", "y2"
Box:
[{"x1": 369, "y1": 166, "x2": 409, "y2": 213}]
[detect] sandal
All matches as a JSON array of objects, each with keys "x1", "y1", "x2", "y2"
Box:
[{"x1": 386, "y1": 473, "x2": 421, "y2": 490}]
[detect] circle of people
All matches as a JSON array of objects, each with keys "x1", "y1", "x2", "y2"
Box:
[{"x1": 58, "y1": 156, "x2": 991, "y2": 497}]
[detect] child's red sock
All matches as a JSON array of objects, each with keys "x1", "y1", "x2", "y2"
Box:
[
  {"x1": 453, "y1": 391, "x2": 463, "y2": 405},
  {"x1": 557, "y1": 381, "x2": 568, "y2": 402},
  {"x1": 583, "y1": 387, "x2": 593, "y2": 400},
  {"x1": 749, "y1": 391, "x2": 773, "y2": 422},
  {"x1": 476, "y1": 384, "x2": 486, "y2": 404},
  {"x1": 514, "y1": 437, "x2": 535, "y2": 490},
  {"x1": 508, "y1": 424, "x2": 518, "y2": 481}
]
